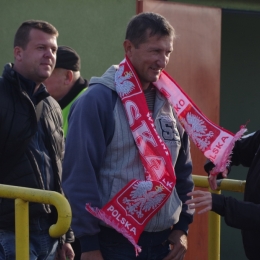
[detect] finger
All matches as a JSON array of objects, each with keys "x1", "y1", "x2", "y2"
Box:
[
  {"x1": 197, "y1": 205, "x2": 211, "y2": 214},
  {"x1": 58, "y1": 251, "x2": 66, "y2": 260},
  {"x1": 208, "y1": 175, "x2": 215, "y2": 186},
  {"x1": 163, "y1": 246, "x2": 183, "y2": 260},
  {"x1": 208, "y1": 175, "x2": 217, "y2": 190},
  {"x1": 186, "y1": 194, "x2": 211, "y2": 203},
  {"x1": 187, "y1": 190, "x2": 207, "y2": 196},
  {"x1": 186, "y1": 197, "x2": 210, "y2": 206},
  {"x1": 188, "y1": 200, "x2": 211, "y2": 210},
  {"x1": 172, "y1": 245, "x2": 186, "y2": 260},
  {"x1": 222, "y1": 169, "x2": 228, "y2": 178},
  {"x1": 186, "y1": 196, "x2": 212, "y2": 213}
]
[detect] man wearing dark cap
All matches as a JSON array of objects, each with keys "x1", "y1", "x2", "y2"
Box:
[{"x1": 44, "y1": 45, "x2": 88, "y2": 136}]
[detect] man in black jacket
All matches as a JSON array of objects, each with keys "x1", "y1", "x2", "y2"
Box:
[
  {"x1": 186, "y1": 131, "x2": 260, "y2": 260},
  {"x1": 0, "y1": 20, "x2": 74, "y2": 260}
]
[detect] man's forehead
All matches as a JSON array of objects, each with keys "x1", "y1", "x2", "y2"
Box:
[
  {"x1": 145, "y1": 34, "x2": 173, "y2": 45},
  {"x1": 28, "y1": 28, "x2": 57, "y2": 43},
  {"x1": 144, "y1": 30, "x2": 173, "y2": 42}
]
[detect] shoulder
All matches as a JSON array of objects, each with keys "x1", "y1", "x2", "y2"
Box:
[
  {"x1": 0, "y1": 77, "x2": 9, "y2": 101},
  {"x1": 86, "y1": 83, "x2": 115, "y2": 98},
  {"x1": 43, "y1": 95, "x2": 60, "y2": 107},
  {"x1": 42, "y1": 96, "x2": 63, "y2": 122},
  {"x1": 0, "y1": 76, "x2": 14, "y2": 97},
  {"x1": 72, "y1": 83, "x2": 117, "y2": 112}
]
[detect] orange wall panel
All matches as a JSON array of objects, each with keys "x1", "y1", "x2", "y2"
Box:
[{"x1": 137, "y1": 1, "x2": 221, "y2": 259}]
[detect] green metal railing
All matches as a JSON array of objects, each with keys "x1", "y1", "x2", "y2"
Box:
[
  {"x1": 192, "y1": 175, "x2": 246, "y2": 260},
  {"x1": 0, "y1": 184, "x2": 72, "y2": 260}
]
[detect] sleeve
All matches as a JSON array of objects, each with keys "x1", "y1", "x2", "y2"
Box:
[
  {"x1": 204, "y1": 131, "x2": 260, "y2": 176},
  {"x1": 173, "y1": 120, "x2": 194, "y2": 234},
  {"x1": 230, "y1": 130, "x2": 260, "y2": 167},
  {"x1": 204, "y1": 159, "x2": 231, "y2": 179},
  {"x1": 212, "y1": 193, "x2": 260, "y2": 231},
  {"x1": 62, "y1": 84, "x2": 115, "y2": 252},
  {"x1": 59, "y1": 227, "x2": 75, "y2": 244}
]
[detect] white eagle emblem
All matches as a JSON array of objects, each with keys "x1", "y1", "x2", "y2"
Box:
[
  {"x1": 123, "y1": 181, "x2": 166, "y2": 218},
  {"x1": 115, "y1": 65, "x2": 135, "y2": 98},
  {"x1": 181, "y1": 112, "x2": 214, "y2": 151}
]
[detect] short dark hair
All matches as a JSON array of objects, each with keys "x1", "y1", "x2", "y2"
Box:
[
  {"x1": 125, "y1": 12, "x2": 175, "y2": 48},
  {"x1": 14, "y1": 20, "x2": 59, "y2": 49}
]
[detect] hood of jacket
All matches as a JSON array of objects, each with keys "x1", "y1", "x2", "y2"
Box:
[{"x1": 89, "y1": 65, "x2": 118, "y2": 91}]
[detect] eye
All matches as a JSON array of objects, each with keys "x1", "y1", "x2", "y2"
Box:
[
  {"x1": 166, "y1": 51, "x2": 172, "y2": 56},
  {"x1": 51, "y1": 48, "x2": 57, "y2": 54},
  {"x1": 151, "y1": 49, "x2": 160, "y2": 54}
]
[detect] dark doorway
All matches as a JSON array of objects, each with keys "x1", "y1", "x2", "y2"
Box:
[{"x1": 220, "y1": 9, "x2": 260, "y2": 260}]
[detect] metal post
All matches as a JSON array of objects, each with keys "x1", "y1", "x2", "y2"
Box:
[
  {"x1": 15, "y1": 198, "x2": 29, "y2": 260},
  {"x1": 0, "y1": 184, "x2": 72, "y2": 259},
  {"x1": 192, "y1": 175, "x2": 221, "y2": 260},
  {"x1": 208, "y1": 190, "x2": 221, "y2": 260}
]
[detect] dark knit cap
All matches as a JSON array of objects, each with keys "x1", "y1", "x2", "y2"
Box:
[{"x1": 55, "y1": 45, "x2": 81, "y2": 71}]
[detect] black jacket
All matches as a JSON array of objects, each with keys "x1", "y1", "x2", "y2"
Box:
[
  {"x1": 205, "y1": 131, "x2": 260, "y2": 260},
  {"x1": 0, "y1": 63, "x2": 64, "y2": 228}
]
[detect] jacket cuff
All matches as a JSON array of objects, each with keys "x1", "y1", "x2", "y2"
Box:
[
  {"x1": 211, "y1": 193, "x2": 225, "y2": 216},
  {"x1": 204, "y1": 159, "x2": 228, "y2": 180},
  {"x1": 204, "y1": 159, "x2": 214, "y2": 174},
  {"x1": 65, "y1": 227, "x2": 75, "y2": 243},
  {"x1": 172, "y1": 214, "x2": 191, "y2": 235},
  {"x1": 79, "y1": 234, "x2": 100, "y2": 252}
]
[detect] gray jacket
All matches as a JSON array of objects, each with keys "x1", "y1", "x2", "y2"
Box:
[{"x1": 62, "y1": 65, "x2": 194, "y2": 252}]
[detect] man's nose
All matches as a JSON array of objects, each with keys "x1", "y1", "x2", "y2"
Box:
[
  {"x1": 44, "y1": 48, "x2": 56, "y2": 59},
  {"x1": 157, "y1": 54, "x2": 168, "y2": 69}
]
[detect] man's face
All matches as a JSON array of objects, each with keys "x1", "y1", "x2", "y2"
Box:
[
  {"x1": 44, "y1": 68, "x2": 67, "y2": 101},
  {"x1": 14, "y1": 28, "x2": 57, "y2": 84},
  {"x1": 125, "y1": 34, "x2": 173, "y2": 90}
]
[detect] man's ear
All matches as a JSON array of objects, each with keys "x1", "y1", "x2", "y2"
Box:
[
  {"x1": 123, "y1": 39, "x2": 134, "y2": 57},
  {"x1": 14, "y1": 46, "x2": 23, "y2": 62},
  {"x1": 64, "y1": 70, "x2": 73, "y2": 85}
]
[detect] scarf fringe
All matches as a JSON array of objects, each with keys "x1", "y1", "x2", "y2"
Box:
[
  {"x1": 210, "y1": 125, "x2": 247, "y2": 176},
  {"x1": 85, "y1": 204, "x2": 142, "y2": 256}
]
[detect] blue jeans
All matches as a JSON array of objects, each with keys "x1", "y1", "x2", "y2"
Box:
[
  {"x1": 99, "y1": 226, "x2": 171, "y2": 260},
  {"x1": 0, "y1": 216, "x2": 58, "y2": 260}
]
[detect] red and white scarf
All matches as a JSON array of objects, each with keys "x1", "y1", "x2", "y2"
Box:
[
  {"x1": 86, "y1": 56, "x2": 246, "y2": 254},
  {"x1": 153, "y1": 70, "x2": 246, "y2": 175}
]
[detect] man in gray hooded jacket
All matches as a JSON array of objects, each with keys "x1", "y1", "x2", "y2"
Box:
[{"x1": 62, "y1": 12, "x2": 194, "y2": 260}]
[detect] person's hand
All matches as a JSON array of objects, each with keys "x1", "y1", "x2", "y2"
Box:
[
  {"x1": 186, "y1": 190, "x2": 212, "y2": 214},
  {"x1": 163, "y1": 230, "x2": 187, "y2": 260},
  {"x1": 56, "y1": 243, "x2": 75, "y2": 260},
  {"x1": 208, "y1": 168, "x2": 228, "y2": 190},
  {"x1": 80, "y1": 250, "x2": 104, "y2": 260}
]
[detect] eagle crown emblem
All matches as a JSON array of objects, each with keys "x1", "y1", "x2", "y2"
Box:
[
  {"x1": 181, "y1": 112, "x2": 214, "y2": 151},
  {"x1": 115, "y1": 65, "x2": 135, "y2": 98},
  {"x1": 122, "y1": 181, "x2": 166, "y2": 219}
]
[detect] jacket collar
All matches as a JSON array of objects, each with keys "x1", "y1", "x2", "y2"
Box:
[{"x1": 3, "y1": 63, "x2": 49, "y2": 105}]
